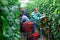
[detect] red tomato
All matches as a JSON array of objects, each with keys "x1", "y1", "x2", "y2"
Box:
[
  {"x1": 46, "y1": 29, "x2": 50, "y2": 33},
  {"x1": 23, "y1": 22, "x2": 34, "y2": 32},
  {"x1": 32, "y1": 32, "x2": 40, "y2": 39},
  {"x1": 23, "y1": 22, "x2": 33, "y2": 27},
  {"x1": 25, "y1": 28, "x2": 31, "y2": 32},
  {"x1": 43, "y1": 17, "x2": 47, "y2": 22}
]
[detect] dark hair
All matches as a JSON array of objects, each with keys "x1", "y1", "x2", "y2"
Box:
[
  {"x1": 34, "y1": 7, "x2": 38, "y2": 10},
  {"x1": 18, "y1": 14, "x2": 23, "y2": 18},
  {"x1": 20, "y1": 7, "x2": 23, "y2": 9},
  {"x1": 19, "y1": 14, "x2": 23, "y2": 17}
]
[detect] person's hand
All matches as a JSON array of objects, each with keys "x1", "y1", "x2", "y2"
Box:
[{"x1": 40, "y1": 14, "x2": 45, "y2": 19}]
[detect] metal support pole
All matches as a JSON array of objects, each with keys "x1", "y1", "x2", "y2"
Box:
[
  {"x1": 40, "y1": 28, "x2": 43, "y2": 40},
  {"x1": 48, "y1": 28, "x2": 49, "y2": 40}
]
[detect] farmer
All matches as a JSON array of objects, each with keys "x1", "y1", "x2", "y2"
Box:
[
  {"x1": 30, "y1": 7, "x2": 42, "y2": 32},
  {"x1": 18, "y1": 14, "x2": 30, "y2": 40},
  {"x1": 20, "y1": 7, "x2": 28, "y2": 16}
]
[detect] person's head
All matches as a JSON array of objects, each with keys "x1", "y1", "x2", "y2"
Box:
[
  {"x1": 20, "y1": 7, "x2": 24, "y2": 11},
  {"x1": 18, "y1": 14, "x2": 23, "y2": 18},
  {"x1": 34, "y1": 7, "x2": 38, "y2": 13}
]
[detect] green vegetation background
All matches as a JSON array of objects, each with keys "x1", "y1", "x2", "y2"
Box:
[{"x1": 0, "y1": 0, "x2": 60, "y2": 40}]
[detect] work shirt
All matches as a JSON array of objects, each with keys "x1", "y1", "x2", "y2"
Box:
[
  {"x1": 30, "y1": 12, "x2": 42, "y2": 23},
  {"x1": 21, "y1": 15, "x2": 30, "y2": 23}
]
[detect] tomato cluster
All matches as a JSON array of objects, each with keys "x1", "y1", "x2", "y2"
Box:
[
  {"x1": 32, "y1": 32, "x2": 40, "y2": 39},
  {"x1": 23, "y1": 22, "x2": 34, "y2": 32}
]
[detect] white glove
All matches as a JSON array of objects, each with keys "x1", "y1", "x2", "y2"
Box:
[{"x1": 40, "y1": 14, "x2": 45, "y2": 19}]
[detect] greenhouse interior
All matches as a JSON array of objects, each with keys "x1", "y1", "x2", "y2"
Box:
[{"x1": 0, "y1": 0, "x2": 60, "y2": 40}]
